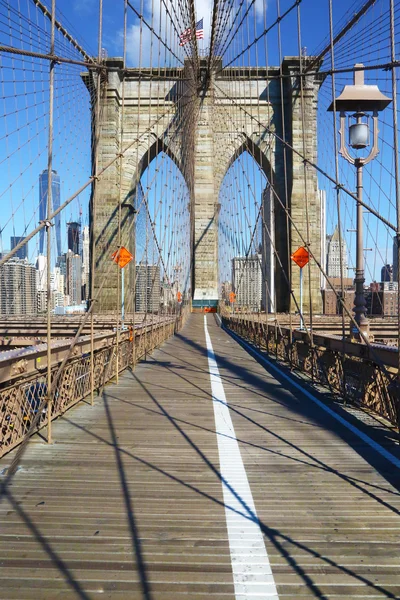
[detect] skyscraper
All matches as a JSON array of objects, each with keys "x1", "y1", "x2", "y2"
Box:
[
  {"x1": 326, "y1": 226, "x2": 348, "y2": 279},
  {"x1": 232, "y1": 255, "x2": 263, "y2": 311},
  {"x1": 39, "y1": 169, "x2": 61, "y2": 257},
  {"x1": 36, "y1": 254, "x2": 47, "y2": 292},
  {"x1": 0, "y1": 258, "x2": 37, "y2": 315},
  {"x1": 10, "y1": 236, "x2": 28, "y2": 260},
  {"x1": 135, "y1": 265, "x2": 160, "y2": 313},
  {"x1": 67, "y1": 222, "x2": 80, "y2": 255},
  {"x1": 56, "y1": 253, "x2": 67, "y2": 287},
  {"x1": 381, "y1": 264, "x2": 393, "y2": 283},
  {"x1": 81, "y1": 225, "x2": 90, "y2": 300},
  {"x1": 319, "y1": 190, "x2": 327, "y2": 290},
  {"x1": 66, "y1": 250, "x2": 82, "y2": 305}
]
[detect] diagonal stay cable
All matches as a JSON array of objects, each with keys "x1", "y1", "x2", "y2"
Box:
[
  {"x1": 32, "y1": 0, "x2": 94, "y2": 61},
  {"x1": 213, "y1": 80, "x2": 396, "y2": 231},
  {"x1": 0, "y1": 87, "x2": 198, "y2": 268},
  {"x1": 127, "y1": 0, "x2": 184, "y2": 66},
  {"x1": 218, "y1": 0, "x2": 302, "y2": 71},
  {"x1": 213, "y1": 81, "x2": 399, "y2": 361}
]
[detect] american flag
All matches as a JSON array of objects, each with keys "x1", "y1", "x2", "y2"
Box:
[{"x1": 179, "y1": 19, "x2": 204, "y2": 46}]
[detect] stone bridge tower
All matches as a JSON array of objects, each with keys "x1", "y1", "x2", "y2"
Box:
[{"x1": 83, "y1": 56, "x2": 323, "y2": 314}]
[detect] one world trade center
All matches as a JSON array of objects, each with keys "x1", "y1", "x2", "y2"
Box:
[{"x1": 39, "y1": 169, "x2": 61, "y2": 257}]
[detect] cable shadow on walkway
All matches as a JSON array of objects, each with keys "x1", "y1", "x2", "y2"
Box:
[
  {"x1": 2, "y1": 316, "x2": 398, "y2": 600},
  {"x1": 151, "y1": 345, "x2": 318, "y2": 425},
  {"x1": 103, "y1": 390, "x2": 153, "y2": 600},
  {"x1": 140, "y1": 348, "x2": 335, "y2": 427},
  {"x1": 1, "y1": 489, "x2": 92, "y2": 599},
  {"x1": 171, "y1": 329, "x2": 400, "y2": 489},
  {"x1": 104, "y1": 392, "x2": 400, "y2": 501},
  {"x1": 131, "y1": 374, "x2": 398, "y2": 599},
  {"x1": 62, "y1": 410, "x2": 399, "y2": 599},
  {"x1": 132, "y1": 344, "x2": 400, "y2": 509}
]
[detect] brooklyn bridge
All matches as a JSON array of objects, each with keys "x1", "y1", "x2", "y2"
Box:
[{"x1": 0, "y1": 0, "x2": 399, "y2": 597}]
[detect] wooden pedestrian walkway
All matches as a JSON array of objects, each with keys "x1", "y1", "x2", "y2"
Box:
[{"x1": 0, "y1": 314, "x2": 399, "y2": 599}]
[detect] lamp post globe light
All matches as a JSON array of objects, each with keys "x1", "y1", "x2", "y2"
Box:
[{"x1": 328, "y1": 64, "x2": 392, "y2": 341}]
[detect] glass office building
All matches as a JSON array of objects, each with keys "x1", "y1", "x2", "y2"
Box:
[{"x1": 39, "y1": 169, "x2": 61, "y2": 257}]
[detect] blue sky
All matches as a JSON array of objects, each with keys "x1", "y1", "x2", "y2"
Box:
[
  {"x1": 57, "y1": 0, "x2": 351, "y2": 65},
  {"x1": 0, "y1": 0, "x2": 398, "y2": 285}
]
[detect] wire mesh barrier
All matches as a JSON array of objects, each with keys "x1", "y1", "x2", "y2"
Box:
[
  {"x1": 0, "y1": 311, "x2": 188, "y2": 458},
  {"x1": 222, "y1": 313, "x2": 399, "y2": 428}
]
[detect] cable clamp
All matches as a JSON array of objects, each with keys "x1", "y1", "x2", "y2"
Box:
[
  {"x1": 382, "y1": 61, "x2": 399, "y2": 72},
  {"x1": 47, "y1": 53, "x2": 61, "y2": 65},
  {"x1": 40, "y1": 219, "x2": 53, "y2": 230}
]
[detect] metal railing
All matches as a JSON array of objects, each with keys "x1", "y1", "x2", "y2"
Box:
[
  {"x1": 0, "y1": 311, "x2": 187, "y2": 458},
  {"x1": 222, "y1": 315, "x2": 400, "y2": 428}
]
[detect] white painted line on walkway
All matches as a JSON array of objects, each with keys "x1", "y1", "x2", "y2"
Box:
[
  {"x1": 204, "y1": 315, "x2": 279, "y2": 600},
  {"x1": 225, "y1": 325, "x2": 400, "y2": 470}
]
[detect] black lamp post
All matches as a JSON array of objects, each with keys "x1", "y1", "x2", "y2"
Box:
[{"x1": 328, "y1": 64, "x2": 392, "y2": 341}]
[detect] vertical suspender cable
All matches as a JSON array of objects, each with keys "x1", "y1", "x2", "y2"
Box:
[
  {"x1": 389, "y1": 0, "x2": 400, "y2": 397},
  {"x1": 276, "y1": 0, "x2": 292, "y2": 350},
  {"x1": 188, "y1": 0, "x2": 199, "y2": 67},
  {"x1": 115, "y1": 0, "x2": 128, "y2": 382},
  {"x1": 133, "y1": 0, "x2": 145, "y2": 367},
  {"x1": 296, "y1": 4, "x2": 314, "y2": 360},
  {"x1": 329, "y1": 0, "x2": 346, "y2": 391},
  {"x1": 208, "y1": 0, "x2": 220, "y2": 74},
  {"x1": 46, "y1": 0, "x2": 56, "y2": 444},
  {"x1": 90, "y1": 0, "x2": 103, "y2": 404},
  {"x1": 263, "y1": 0, "x2": 278, "y2": 354},
  {"x1": 143, "y1": 0, "x2": 156, "y2": 358}
]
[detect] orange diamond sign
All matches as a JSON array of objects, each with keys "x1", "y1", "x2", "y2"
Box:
[
  {"x1": 111, "y1": 246, "x2": 133, "y2": 269},
  {"x1": 291, "y1": 246, "x2": 309, "y2": 269},
  {"x1": 229, "y1": 292, "x2": 236, "y2": 303},
  {"x1": 177, "y1": 291, "x2": 182, "y2": 303}
]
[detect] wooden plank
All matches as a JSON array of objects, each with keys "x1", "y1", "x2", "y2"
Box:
[{"x1": 0, "y1": 314, "x2": 399, "y2": 599}]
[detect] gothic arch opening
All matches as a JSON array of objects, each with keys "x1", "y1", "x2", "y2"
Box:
[
  {"x1": 218, "y1": 150, "x2": 278, "y2": 313},
  {"x1": 133, "y1": 150, "x2": 191, "y2": 314},
  {"x1": 125, "y1": 137, "x2": 188, "y2": 209},
  {"x1": 220, "y1": 135, "x2": 275, "y2": 186}
]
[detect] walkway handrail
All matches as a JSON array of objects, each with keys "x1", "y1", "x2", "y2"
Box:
[
  {"x1": 222, "y1": 315, "x2": 400, "y2": 429},
  {"x1": 0, "y1": 311, "x2": 188, "y2": 458}
]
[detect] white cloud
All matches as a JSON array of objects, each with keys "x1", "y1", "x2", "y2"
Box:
[
  {"x1": 254, "y1": 0, "x2": 266, "y2": 21},
  {"x1": 117, "y1": 0, "x2": 213, "y2": 67},
  {"x1": 73, "y1": 0, "x2": 95, "y2": 16}
]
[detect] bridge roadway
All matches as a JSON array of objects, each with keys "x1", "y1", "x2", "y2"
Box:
[{"x1": 0, "y1": 315, "x2": 399, "y2": 598}]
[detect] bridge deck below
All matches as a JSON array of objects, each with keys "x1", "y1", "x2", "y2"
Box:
[{"x1": 0, "y1": 314, "x2": 399, "y2": 599}]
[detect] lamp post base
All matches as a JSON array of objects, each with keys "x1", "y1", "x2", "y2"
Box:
[{"x1": 349, "y1": 318, "x2": 369, "y2": 343}]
